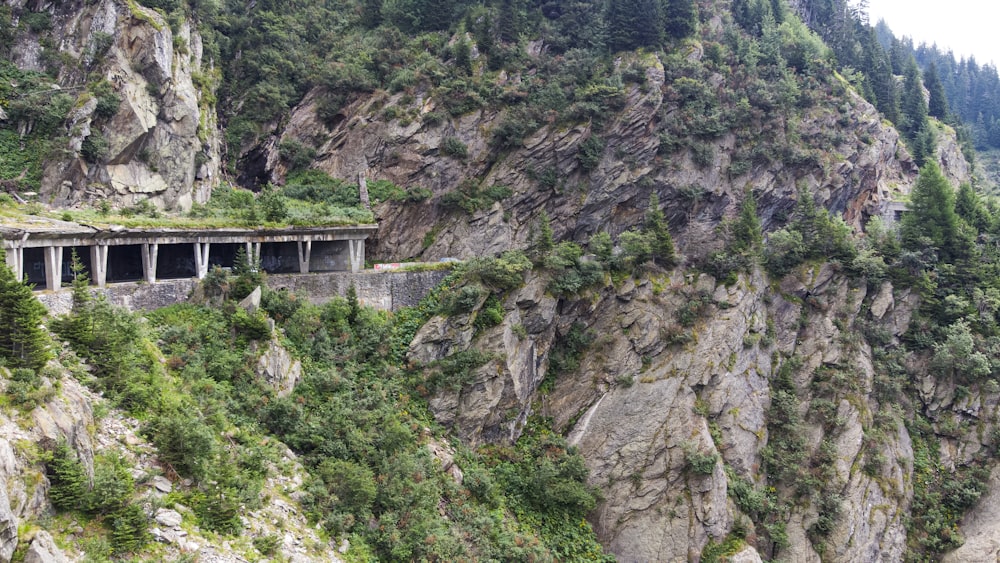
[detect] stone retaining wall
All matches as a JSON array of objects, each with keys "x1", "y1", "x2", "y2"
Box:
[{"x1": 36, "y1": 269, "x2": 451, "y2": 315}]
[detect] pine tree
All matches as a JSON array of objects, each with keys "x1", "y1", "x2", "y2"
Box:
[
  {"x1": 731, "y1": 194, "x2": 763, "y2": 255},
  {"x1": 46, "y1": 441, "x2": 87, "y2": 511},
  {"x1": 955, "y1": 182, "x2": 991, "y2": 233},
  {"x1": 663, "y1": 0, "x2": 697, "y2": 40},
  {"x1": 230, "y1": 246, "x2": 262, "y2": 301},
  {"x1": 644, "y1": 193, "x2": 677, "y2": 267},
  {"x1": 60, "y1": 251, "x2": 95, "y2": 350},
  {"x1": 901, "y1": 162, "x2": 961, "y2": 262},
  {"x1": 925, "y1": 61, "x2": 948, "y2": 120},
  {"x1": 0, "y1": 249, "x2": 51, "y2": 371},
  {"x1": 607, "y1": 0, "x2": 662, "y2": 52},
  {"x1": 110, "y1": 503, "x2": 149, "y2": 555},
  {"x1": 901, "y1": 58, "x2": 929, "y2": 137},
  {"x1": 360, "y1": 0, "x2": 382, "y2": 28}
]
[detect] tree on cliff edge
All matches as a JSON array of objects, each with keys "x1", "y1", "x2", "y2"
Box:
[{"x1": 0, "y1": 249, "x2": 51, "y2": 371}]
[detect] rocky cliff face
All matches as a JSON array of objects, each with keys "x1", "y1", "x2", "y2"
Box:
[
  {"x1": 6, "y1": 0, "x2": 220, "y2": 210},
  {"x1": 410, "y1": 263, "x2": 936, "y2": 561},
  {"x1": 264, "y1": 49, "x2": 925, "y2": 265},
  {"x1": 0, "y1": 351, "x2": 342, "y2": 563}
]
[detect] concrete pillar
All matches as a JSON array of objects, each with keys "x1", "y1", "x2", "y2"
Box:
[
  {"x1": 245, "y1": 242, "x2": 261, "y2": 271},
  {"x1": 90, "y1": 245, "x2": 109, "y2": 287},
  {"x1": 348, "y1": 239, "x2": 364, "y2": 273},
  {"x1": 141, "y1": 243, "x2": 159, "y2": 284},
  {"x1": 43, "y1": 246, "x2": 64, "y2": 291},
  {"x1": 5, "y1": 246, "x2": 23, "y2": 282},
  {"x1": 193, "y1": 242, "x2": 211, "y2": 279},
  {"x1": 297, "y1": 239, "x2": 312, "y2": 274}
]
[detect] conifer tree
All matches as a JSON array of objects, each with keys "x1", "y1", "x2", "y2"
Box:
[
  {"x1": 606, "y1": 0, "x2": 662, "y2": 52},
  {"x1": 0, "y1": 249, "x2": 51, "y2": 371},
  {"x1": 901, "y1": 162, "x2": 961, "y2": 262},
  {"x1": 900, "y1": 58, "x2": 934, "y2": 165},
  {"x1": 46, "y1": 441, "x2": 87, "y2": 511},
  {"x1": 62, "y1": 251, "x2": 95, "y2": 350},
  {"x1": 955, "y1": 182, "x2": 991, "y2": 233},
  {"x1": 925, "y1": 61, "x2": 949, "y2": 120},
  {"x1": 663, "y1": 0, "x2": 697, "y2": 40},
  {"x1": 731, "y1": 193, "x2": 763, "y2": 255},
  {"x1": 645, "y1": 193, "x2": 677, "y2": 267}
]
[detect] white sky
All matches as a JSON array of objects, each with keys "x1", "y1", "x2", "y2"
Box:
[{"x1": 865, "y1": 0, "x2": 1000, "y2": 67}]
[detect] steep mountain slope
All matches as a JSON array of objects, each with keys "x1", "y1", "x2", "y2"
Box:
[
  {"x1": 6, "y1": 0, "x2": 1000, "y2": 561},
  {"x1": 3, "y1": 0, "x2": 220, "y2": 209}
]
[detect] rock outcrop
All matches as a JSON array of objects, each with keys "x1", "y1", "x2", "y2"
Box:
[
  {"x1": 7, "y1": 0, "x2": 220, "y2": 210},
  {"x1": 409, "y1": 264, "x2": 928, "y2": 561},
  {"x1": 263, "y1": 50, "x2": 939, "y2": 266}
]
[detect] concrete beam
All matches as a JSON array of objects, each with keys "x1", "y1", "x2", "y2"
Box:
[
  {"x1": 141, "y1": 243, "x2": 159, "y2": 284},
  {"x1": 297, "y1": 239, "x2": 312, "y2": 274},
  {"x1": 90, "y1": 245, "x2": 109, "y2": 287},
  {"x1": 194, "y1": 242, "x2": 211, "y2": 279},
  {"x1": 43, "y1": 246, "x2": 64, "y2": 291},
  {"x1": 6, "y1": 225, "x2": 378, "y2": 248},
  {"x1": 348, "y1": 239, "x2": 364, "y2": 273}
]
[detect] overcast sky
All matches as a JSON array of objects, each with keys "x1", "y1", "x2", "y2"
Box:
[{"x1": 865, "y1": 0, "x2": 999, "y2": 66}]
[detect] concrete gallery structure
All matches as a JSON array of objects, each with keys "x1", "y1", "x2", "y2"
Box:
[{"x1": 1, "y1": 223, "x2": 378, "y2": 291}]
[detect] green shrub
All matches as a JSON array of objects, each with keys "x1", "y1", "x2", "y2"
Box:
[
  {"x1": 439, "y1": 180, "x2": 512, "y2": 213},
  {"x1": 441, "y1": 136, "x2": 468, "y2": 159},
  {"x1": 80, "y1": 132, "x2": 110, "y2": 163},
  {"x1": 426, "y1": 349, "x2": 493, "y2": 391},
  {"x1": 86, "y1": 453, "x2": 134, "y2": 514},
  {"x1": 440, "y1": 284, "x2": 485, "y2": 315},
  {"x1": 253, "y1": 535, "x2": 281, "y2": 556},
  {"x1": 683, "y1": 443, "x2": 719, "y2": 475},
  {"x1": 316, "y1": 459, "x2": 377, "y2": 515},
  {"x1": 547, "y1": 322, "x2": 594, "y2": 382},
  {"x1": 278, "y1": 140, "x2": 317, "y2": 173},
  {"x1": 466, "y1": 251, "x2": 532, "y2": 291},
  {"x1": 405, "y1": 187, "x2": 433, "y2": 202},
  {"x1": 474, "y1": 294, "x2": 505, "y2": 331},
  {"x1": 577, "y1": 135, "x2": 604, "y2": 172},
  {"x1": 110, "y1": 503, "x2": 149, "y2": 555},
  {"x1": 46, "y1": 441, "x2": 87, "y2": 511},
  {"x1": 6, "y1": 367, "x2": 52, "y2": 409},
  {"x1": 231, "y1": 308, "x2": 271, "y2": 341},
  {"x1": 91, "y1": 80, "x2": 121, "y2": 119},
  {"x1": 193, "y1": 485, "x2": 242, "y2": 534},
  {"x1": 146, "y1": 412, "x2": 217, "y2": 481}
]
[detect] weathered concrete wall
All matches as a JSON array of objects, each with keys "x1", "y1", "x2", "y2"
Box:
[
  {"x1": 36, "y1": 269, "x2": 451, "y2": 315},
  {"x1": 268, "y1": 269, "x2": 450, "y2": 310}
]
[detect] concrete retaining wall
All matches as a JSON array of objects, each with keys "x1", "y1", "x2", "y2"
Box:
[{"x1": 36, "y1": 269, "x2": 451, "y2": 316}]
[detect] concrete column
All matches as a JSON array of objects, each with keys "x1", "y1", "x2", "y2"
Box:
[
  {"x1": 5, "y1": 246, "x2": 23, "y2": 282},
  {"x1": 141, "y1": 243, "x2": 159, "y2": 284},
  {"x1": 245, "y1": 242, "x2": 261, "y2": 271},
  {"x1": 193, "y1": 242, "x2": 211, "y2": 279},
  {"x1": 90, "y1": 245, "x2": 109, "y2": 287},
  {"x1": 348, "y1": 239, "x2": 364, "y2": 273},
  {"x1": 43, "y1": 246, "x2": 64, "y2": 291},
  {"x1": 297, "y1": 239, "x2": 312, "y2": 274}
]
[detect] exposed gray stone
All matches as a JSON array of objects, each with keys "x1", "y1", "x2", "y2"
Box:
[
  {"x1": 0, "y1": 473, "x2": 17, "y2": 563},
  {"x1": 155, "y1": 508, "x2": 184, "y2": 528},
  {"x1": 22, "y1": 531, "x2": 67, "y2": 563},
  {"x1": 151, "y1": 475, "x2": 173, "y2": 493},
  {"x1": 256, "y1": 336, "x2": 302, "y2": 397},
  {"x1": 239, "y1": 286, "x2": 262, "y2": 314}
]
